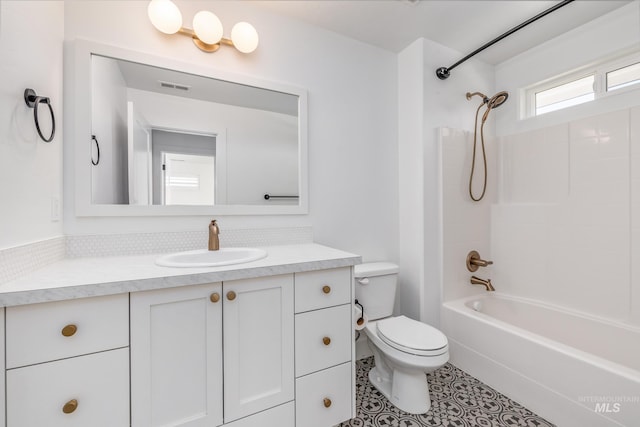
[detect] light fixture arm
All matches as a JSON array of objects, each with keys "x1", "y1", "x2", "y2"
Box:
[{"x1": 178, "y1": 27, "x2": 234, "y2": 53}]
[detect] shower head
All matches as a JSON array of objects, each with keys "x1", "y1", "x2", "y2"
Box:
[
  {"x1": 466, "y1": 90, "x2": 509, "y2": 202},
  {"x1": 466, "y1": 91, "x2": 509, "y2": 109},
  {"x1": 488, "y1": 91, "x2": 508, "y2": 109}
]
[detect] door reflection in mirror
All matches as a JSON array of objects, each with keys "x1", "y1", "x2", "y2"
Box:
[{"x1": 152, "y1": 130, "x2": 216, "y2": 206}]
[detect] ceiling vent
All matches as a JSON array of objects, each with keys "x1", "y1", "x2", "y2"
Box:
[{"x1": 159, "y1": 81, "x2": 191, "y2": 91}]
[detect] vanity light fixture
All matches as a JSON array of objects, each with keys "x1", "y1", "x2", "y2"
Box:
[{"x1": 147, "y1": 0, "x2": 259, "y2": 54}]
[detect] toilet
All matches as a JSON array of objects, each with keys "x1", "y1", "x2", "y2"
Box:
[{"x1": 354, "y1": 262, "x2": 449, "y2": 414}]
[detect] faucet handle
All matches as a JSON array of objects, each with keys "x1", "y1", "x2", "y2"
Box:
[{"x1": 466, "y1": 250, "x2": 493, "y2": 272}]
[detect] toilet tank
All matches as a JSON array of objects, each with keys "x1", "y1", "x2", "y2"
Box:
[{"x1": 354, "y1": 262, "x2": 399, "y2": 321}]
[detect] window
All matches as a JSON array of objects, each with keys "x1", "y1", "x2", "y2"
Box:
[
  {"x1": 535, "y1": 75, "x2": 595, "y2": 115},
  {"x1": 524, "y1": 51, "x2": 640, "y2": 118},
  {"x1": 607, "y1": 62, "x2": 640, "y2": 91}
]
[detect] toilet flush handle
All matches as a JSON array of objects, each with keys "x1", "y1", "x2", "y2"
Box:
[{"x1": 357, "y1": 278, "x2": 369, "y2": 285}]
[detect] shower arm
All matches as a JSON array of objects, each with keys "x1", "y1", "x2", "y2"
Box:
[{"x1": 436, "y1": 0, "x2": 574, "y2": 80}]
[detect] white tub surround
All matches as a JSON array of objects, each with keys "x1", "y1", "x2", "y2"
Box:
[
  {"x1": 0, "y1": 243, "x2": 360, "y2": 427},
  {"x1": 442, "y1": 294, "x2": 640, "y2": 427}
]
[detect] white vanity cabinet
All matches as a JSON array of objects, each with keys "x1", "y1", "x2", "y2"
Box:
[
  {"x1": 130, "y1": 274, "x2": 295, "y2": 427},
  {"x1": 0, "y1": 244, "x2": 358, "y2": 427},
  {"x1": 294, "y1": 267, "x2": 354, "y2": 427},
  {"x1": 4, "y1": 295, "x2": 130, "y2": 427}
]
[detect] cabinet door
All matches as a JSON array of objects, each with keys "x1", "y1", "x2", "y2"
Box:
[
  {"x1": 131, "y1": 283, "x2": 223, "y2": 427},
  {"x1": 223, "y1": 275, "x2": 294, "y2": 423}
]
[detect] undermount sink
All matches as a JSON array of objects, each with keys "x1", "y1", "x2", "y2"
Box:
[{"x1": 156, "y1": 247, "x2": 268, "y2": 268}]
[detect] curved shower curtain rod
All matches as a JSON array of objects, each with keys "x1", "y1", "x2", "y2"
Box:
[{"x1": 436, "y1": 0, "x2": 575, "y2": 80}]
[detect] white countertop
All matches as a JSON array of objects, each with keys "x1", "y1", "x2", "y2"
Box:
[{"x1": 0, "y1": 244, "x2": 361, "y2": 307}]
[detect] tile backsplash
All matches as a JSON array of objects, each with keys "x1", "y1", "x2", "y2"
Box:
[
  {"x1": 0, "y1": 237, "x2": 66, "y2": 284},
  {"x1": 0, "y1": 227, "x2": 313, "y2": 284},
  {"x1": 65, "y1": 227, "x2": 313, "y2": 258}
]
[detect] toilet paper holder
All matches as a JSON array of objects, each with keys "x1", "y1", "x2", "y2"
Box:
[{"x1": 355, "y1": 299, "x2": 365, "y2": 327}]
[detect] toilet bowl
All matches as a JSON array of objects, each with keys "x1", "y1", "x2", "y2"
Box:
[
  {"x1": 364, "y1": 316, "x2": 449, "y2": 414},
  {"x1": 354, "y1": 262, "x2": 449, "y2": 414}
]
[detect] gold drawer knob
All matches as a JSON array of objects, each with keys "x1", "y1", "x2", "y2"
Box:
[
  {"x1": 322, "y1": 336, "x2": 331, "y2": 346},
  {"x1": 322, "y1": 285, "x2": 331, "y2": 294},
  {"x1": 210, "y1": 293, "x2": 220, "y2": 303},
  {"x1": 62, "y1": 399, "x2": 78, "y2": 414},
  {"x1": 61, "y1": 324, "x2": 77, "y2": 337},
  {"x1": 227, "y1": 291, "x2": 237, "y2": 301},
  {"x1": 323, "y1": 398, "x2": 332, "y2": 408}
]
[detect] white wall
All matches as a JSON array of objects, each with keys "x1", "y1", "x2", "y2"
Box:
[
  {"x1": 0, "y1": 1, "x2": 64, "y2": 249},
  {"x1": 398, "y1": 38, "x2": 494, "y2": 325},
  {"x1": 91, "y1": 55, "x2": 129, "y2": 204},
  {"x1": 58, "y1": 1, "x2": 398, "y2": 262}
]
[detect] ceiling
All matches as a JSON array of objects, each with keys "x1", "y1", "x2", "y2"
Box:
[
  {"x1": 252, "y1": 0, "x2": 631, "y2": 64},
  {"x1": 106, "y1": 56, "x2": 299, "y2": 116}
]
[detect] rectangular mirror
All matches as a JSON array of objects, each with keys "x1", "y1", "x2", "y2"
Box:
[{"x1": 68, "y1": 40, "x2": 308, "y2": 216}]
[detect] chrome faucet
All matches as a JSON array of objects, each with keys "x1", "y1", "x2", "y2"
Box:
[
  {"x1": 470, "y1": 276, "x2": 495, "y2": 291},
  {"x1": 208, "y1": 220, "x2": 220, "y2": 251}
]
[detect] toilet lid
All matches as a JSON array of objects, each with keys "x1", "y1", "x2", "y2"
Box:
[{"x1": 376, "y1": 316, "x2": 448, "y2": 357}]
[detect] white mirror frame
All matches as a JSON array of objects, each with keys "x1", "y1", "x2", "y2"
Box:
[{"x1": 66, "y1": 39, "x2": 308, "y2": 216}]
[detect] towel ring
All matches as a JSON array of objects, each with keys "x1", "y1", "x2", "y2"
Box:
[
  {"x1": 91, "y1": 135, "x2": 100, "y2": 165},
  {"x1": 24, "y1": 88, "x2": 55, "y2": 143}
]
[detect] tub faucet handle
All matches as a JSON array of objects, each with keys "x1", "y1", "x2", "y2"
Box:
[{"x1": 466, "y1": 250, "x2": 493, "y2": 272}]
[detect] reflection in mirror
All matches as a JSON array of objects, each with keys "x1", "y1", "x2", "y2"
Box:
[{"x1": 90, "y1": 54, "x2": 300, "y2": 207}]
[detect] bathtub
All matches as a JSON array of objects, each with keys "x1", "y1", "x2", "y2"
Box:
[{"x1": 441, "y1": 293, "x2": 640, "y2": 427}]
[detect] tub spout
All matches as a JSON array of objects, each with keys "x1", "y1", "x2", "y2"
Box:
[{"x1": 470, "y1": 276, "x2": 495, "y2": 291}]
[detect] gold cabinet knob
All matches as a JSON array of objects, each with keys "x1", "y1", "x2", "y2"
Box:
[
  {"x1": 322, "y1": 285, "x2": 331, "y2": 294},
  {"x1": 210, "y1": 293, "x2": 220, "y2": 303},
  {"x1": 323, "y1": 398, "x2": 332, "y2": 408},
  {"x1": 61, "y1": 324, "x2": 77, "y2": 337},
  {"x1": 62, "y1": 399, "x2": 78, "y2": 414},
  {"x1": 322, "y1": 336, "x2": 331, "y2": 346},
  {"x1": 227, "y1": 291, "x2": 236, "y2": 301}
]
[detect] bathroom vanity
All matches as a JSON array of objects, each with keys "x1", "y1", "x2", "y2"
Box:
[{"x1": 0, "y1": 243, "x2": 360, "y2": 427}]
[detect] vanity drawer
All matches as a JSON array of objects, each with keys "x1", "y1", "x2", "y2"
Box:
[
  {"x1": 296, "y1": 362, "x2": 352, "y2": 427},
  {"x1": 295, "y1": 304, "x2": 351, "y2": 377},
  {"x1": 6, "y1": 294, "x2": 129, "y2": 368},
  {"x1": 6, "y1": 348, "x2": 130, "y2": 427},
  {"x1": 295, "y1": 267, "x2": 351, "y2": 313}
]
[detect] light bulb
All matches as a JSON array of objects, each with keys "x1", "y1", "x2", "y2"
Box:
[
  {"x1": 231, "y1": 22, "x2": 259, "y2": 53},
  {"x1": 148, "y1": 0, "x2": 183, "y2": 35},
  {"x1": 193, "y1": 11, "x2": 223, "y2": 45}
]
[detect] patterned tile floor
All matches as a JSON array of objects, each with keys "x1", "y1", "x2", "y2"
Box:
[{"x1": 338, "y1": 357, "x2": 555, "y2": 427}]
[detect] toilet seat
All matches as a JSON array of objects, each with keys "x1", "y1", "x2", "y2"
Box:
[{"x1": 376, "y1": 316, "x2": 448, "y2": 357}]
